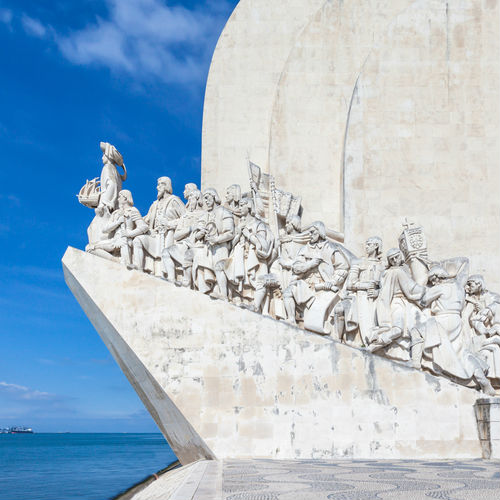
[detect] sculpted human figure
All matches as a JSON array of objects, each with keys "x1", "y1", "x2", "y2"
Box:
[
  {"x1": 227, "y1": 198, "x2": 273, "y2": 292},
  {"x1": 224, "y1": 184, "x2": 243, "y2": 219},
  {"x1": 368, "y1": 248, "x2": 425, "y2": 361},
  {"x1": 184, "y1": 183, "x2": 198, "y2": 199},
  {"x1": 87, "y1": 190, "x2": 147, "y2": 266},
  {"x1": 335, "y1": 237, "x2": 385, "y2": 346},
  {"x1": 464, "y1": 275, "x2": 500, "y2": 327},
  {"x1": 225, "y1": 197, "x2": 275, "y2": 308},
  {"x1": 410, "y1": 258, "x2": 496, "y2": 395},
  {"x1": 191, "y1": 188, "x2": 235, "y2": 299},
  {"x1": 132, "y1": 177, "x2": 185, "y2": 273},
  {"x1": 463, "y1": 275, "x2": 500, "y2": 389},
  {"x1": 96, "y1": 142, "x2": 127, "y2": 216},
  {"x1": 162, "y1": 188, "x2": 204, "y2": 287},
  {"x1": 283, "y1": 221, "x2": 349, "y2": 329}
]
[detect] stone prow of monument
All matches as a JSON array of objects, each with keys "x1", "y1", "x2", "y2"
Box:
[{"x1": 63, "y1": 246, "x2": 486, "y2": 463}]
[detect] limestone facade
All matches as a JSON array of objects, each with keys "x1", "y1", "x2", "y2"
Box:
[{"x1": 202, "y1": 0, "x2": 500, "y2": 290}]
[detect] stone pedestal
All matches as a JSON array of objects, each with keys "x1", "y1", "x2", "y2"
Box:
[
  {"x1": 63, "y1": 247, "x2": 484, "y2": 462},
  {"x1": 474, "y1": 398, "x2": 500, "y2": 459}
]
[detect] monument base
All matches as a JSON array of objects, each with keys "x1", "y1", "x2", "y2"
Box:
[{"x1": 63, "y1": 247, "x2": 486, "y2": 462}]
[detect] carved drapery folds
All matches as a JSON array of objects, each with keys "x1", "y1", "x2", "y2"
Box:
[{"x1": 78, "y1": 144, "x2": 500, "y2": 397}]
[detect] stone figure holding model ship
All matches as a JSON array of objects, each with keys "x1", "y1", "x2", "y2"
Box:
[{"x1": 77, "y1": 143, "x2": 500, "y2": 396}]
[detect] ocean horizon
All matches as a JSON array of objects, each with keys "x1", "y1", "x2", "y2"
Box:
[{"x1": 0, "y1": 432, "x2": 177, "y2": 500}]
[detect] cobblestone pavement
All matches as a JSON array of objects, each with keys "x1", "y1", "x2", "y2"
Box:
[{"x1": 221, "y1": 460, "x2": 500, "y2": 500}]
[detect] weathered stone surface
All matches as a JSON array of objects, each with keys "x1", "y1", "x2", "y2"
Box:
[
  {"x1": 202, "y1": 0, "x2": 500, "y2": 290},
  {"x1": 63, "y1": 247, "x2": 483, "y2": 461},
  {"x1": 475, "y1": 397, "x2": 500, "y2": 459}
]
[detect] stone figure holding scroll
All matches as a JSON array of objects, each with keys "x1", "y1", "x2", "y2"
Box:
[{"x1": 132, "y1": 177, "x2": 185, "y2": 273}]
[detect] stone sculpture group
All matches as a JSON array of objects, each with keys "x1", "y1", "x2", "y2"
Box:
[{"x1": 78, "y1": 143, "x2": 500, "y2": 397}]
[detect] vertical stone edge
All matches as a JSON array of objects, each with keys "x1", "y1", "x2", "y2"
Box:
[{"x1": 474, "y1": 397, "x2": 500, "y2": 459}]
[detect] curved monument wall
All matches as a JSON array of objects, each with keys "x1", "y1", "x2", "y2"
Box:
[{"x1": 202, "y1": 0, "x2": 500, "y2": 288}]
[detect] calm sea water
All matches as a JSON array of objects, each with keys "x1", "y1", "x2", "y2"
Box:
[{"x1": 0, "y1": 433, "x2": 177, "y2": 500}]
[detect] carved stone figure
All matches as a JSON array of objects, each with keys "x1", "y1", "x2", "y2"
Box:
[
  {"x1": 132, "y1": 177, "x2": 185, "y2": 273},
  {"x1": 283, "y1": 221, "x2": 349, "y2": 333},
  {"x1": 335, "y1": 237, "x2": 385, "y2": 346},
  {"x1": 191, "y1": 188, "x2": 235, "y2": 299},
  {"x1": 463, "y1": 275, "x2": 500, "y2": 388},
  {"x1": 87, "y1": 190, "x2": 147, "y2": 266},
  {"x1": 368, "y1": 248, "x2": 425, "y2": 361},
  {"x1": 410, "y1": 258, "x2": 496, "y2": 395},
  {"x1": 225, "y1": 197, "x2": 274, "y2": 304},
  {"x1": 269, "y1": 215, "x2": 306, "y2": 319},
  {"x1": 224, "y1": 184, "x2": 243, "y2": 219},
  {"x1": 162, "y1": 188, "x2": 204, "y2": 286},
  {"x1": 96, "y1": 142, "x2": 127, "y2": 216},
  {"x1": 184, "y1": 183, "x2": 198, "y2": 199}
]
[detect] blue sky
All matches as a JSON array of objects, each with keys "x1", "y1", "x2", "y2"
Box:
[{"x1": 0, "y1": 0, "x2": 238, "y2": 432}]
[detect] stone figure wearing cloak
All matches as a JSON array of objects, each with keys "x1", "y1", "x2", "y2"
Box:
[
  {"x1": 410, "y1": 258, "x2": 496, "y2": 395},
  {"x1": 225, "y1": 198, "x2": 274, "y2": 302},
  {"x1": 87, "y1": 190, "x2": 147, "y2": 266},
  {"x1": 97, "y1": 142, "x2": 127, "y2": 216},
  {"x1": 132, "y1": 177, "x2": 185, "y2": 273},
  {"x1": 283, "y1": 221, "x2": 349, "y2": 333},
  {"x1": 162, "y1": 188, "x2": 204, "y2": 287},
  {"x1": 368, "y1": 248, "x2": 425, "y2": 361},
  {"x1": 191, "y1": 188, "x2": 235, "y2": 299},
  {"x1": 335, "y1": 237, "x2": 386, "y2": 346}
]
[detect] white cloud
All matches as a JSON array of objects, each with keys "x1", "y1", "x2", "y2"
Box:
[
  {"x1": 21, "y1": 14, "x2": 47, "y2": 38},
  {"x1": 0, "y1": 7, "x2": 12, "y2": 25},
  {"x1": 54, "y1": 0, "x2": 232, "y2": 85},
  {"x1": 0, "y1": 381, "x2": 56, "y2": 401}
]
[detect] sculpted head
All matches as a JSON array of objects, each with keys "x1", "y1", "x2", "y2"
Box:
[
  {"x1": 225, "y1": 184, "x2": 241, "y2": 204},
  {"x1": 285, "y1": 215, "x2": 301, "y2": 234},
  {"x1": 203, "y1": 188, "x2": 220, "y2": 211},
  {"x1": 118, "y1": 189, "x2": 133, "y2": 208},
  {"x1": 365, "y1": 237, "x2": 382, "y2": 258},
  {"x1": 100, "y1": 142, "x2": 124, "y2": 167},
  {"x1": 428, "y1": 265, "x2": 450, "y2": 286},
  {"x1": 466, "y1": 274, "x2": 485, "y2": 295},
  {"x1": 308, "y1": 221, "x2": 326, "y2": 244},
  {"x1": 157, "y1": 177, "x2": 173, "y2": 198},
  {"x1": 239, "y1": 197, "x2": 254, "y2": 216},
  {"x1": 187, "y1": 189, "x2": 202, "y2": 210},
  {"x1": 183, "y1": 183, "x2": 198, "y2": 200},
  {"x1": 387, "y1": 248, "x2": 404, "y2": 268}
]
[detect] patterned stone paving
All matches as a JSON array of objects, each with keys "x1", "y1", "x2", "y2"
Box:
[{"x1": 221, "y1": 460, "x2": 500, "y2": 500}]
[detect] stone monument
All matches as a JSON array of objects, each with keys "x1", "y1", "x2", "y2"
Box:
[{"x1": 64, "y1": 0, "x2": 500, "y2": 467}]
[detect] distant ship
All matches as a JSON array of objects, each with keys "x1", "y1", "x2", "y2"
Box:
[{"x1": 0, "y1": 427, "x2": 34, "y2": 434}]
